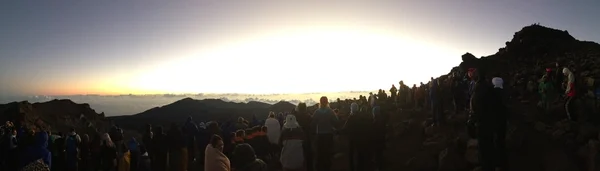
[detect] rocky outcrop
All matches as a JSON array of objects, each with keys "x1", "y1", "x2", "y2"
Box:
[{"x1": 0, "y1": 99, "x2": 107, "y2": 133}]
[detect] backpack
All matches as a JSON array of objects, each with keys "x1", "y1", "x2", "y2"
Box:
[{"x1": 65, "y1": 134, "x2": 79, "y2": 153}]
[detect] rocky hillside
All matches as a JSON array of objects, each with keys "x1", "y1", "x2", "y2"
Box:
[
  {"x1": 0, "y1": 99, "x2": 108, "y2": 133},
  {"x1": 108, "y1": 98, "x2": 296, "y2": 130}
]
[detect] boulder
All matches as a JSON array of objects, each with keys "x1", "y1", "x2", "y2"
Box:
[
  {"x1": 465, "y1": 139, "x2": 479, "y2": 164},
  {"x1": 535, "y1": 121, "x2": 547, "y2": 132},
  {"x1": 551, "y1": 129, "x2": 566, "y2": 140},
  {"x1": 406, "y1": 153, "x2": 438, "y2": 171},
  {"x1": 438, "y1": 148, "x2": 468, "y2": 171}
]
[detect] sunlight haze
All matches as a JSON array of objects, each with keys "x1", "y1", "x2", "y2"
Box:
[{"x1": 1, "y1": 1, "x2": 599, "y2": 96}]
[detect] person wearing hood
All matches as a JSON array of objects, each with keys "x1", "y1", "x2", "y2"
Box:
[
  {"x1": 294, "y1": 102, "x2": 313, "y2": 171},
  {"x1": 279, "y1": 115, "x2": 305, "y2": 171},
  {"x1": 342, "y1": 102, "x2": 374, "y2": 171},
  {"x1": 231, "y1": 143, "x2": 267, "y2": 171},
  {"x1": 265, "y1": 112, "x2": 281, "y2": 146},
  {"x1": 491, "y1": 77, "x2": 508, "y2": 171},
  {"x1": 151, "y1": 126, "x2": 168, "y2": 171},
  {"x1": 469, "y1": 67, "x2": 497, "y2": 171},
  {"x1": 312, "y1": 96, "x2": 338, "y2": 171},
  {"x1": 563, "y1": 67, "x2": 577, "y2": 121},
  {"x1": 204, "y1": 135, "x2": 231, "y2": 171},
  {"x1": 538, "y1": 75, "x2": 556, "y2": 114},
  {"x1": 65, "y1": 128, "x2": 81, "y2": 171},
  {"x1": 20, "y1": 131, "x2": 52, "y2": 169}
]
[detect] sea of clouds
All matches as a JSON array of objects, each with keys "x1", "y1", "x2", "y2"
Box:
[{"x1": 0, "y1": 91, "x2": 370, "y2": 116}]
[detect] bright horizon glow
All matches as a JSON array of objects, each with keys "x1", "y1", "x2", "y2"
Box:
[{"x1": 1, "y1": 1, "x2": 599, "y2": 96}]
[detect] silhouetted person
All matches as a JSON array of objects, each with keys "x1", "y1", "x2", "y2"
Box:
[
  {"x1": 100, "y1": 133, "x2": 118, "y2": 171},
  {"x1": 372, "y1": 106, "x2": 386, "y2": 170},
  {"x1": 311, "y1": 96, "x2": 338, "y2": 171},
  {"x1": 231, "y1": 143, "x2": 267, "y2": 171},
  {"x1": 167, "y1": 124, "x2": 186, "y2": 171},
  {"x1": 152, "y1": 126, "x2": 168, "y2": 171},
  {"x1": 470, "y1": 68, "x2": 496, "y2": 171},
  {"x1": 294, "y1": 103, "x2": 313, "y2": 171},
  {"x1": 183, "y1": 116, "x2": 199, "y2": 169},
  {"x1": 79, "y1": 134, "x2": 91, "y2": 171},
  {"x1": 390, "y1": 85, "x2": 398, "y2": 102},
  {"x1": 491, "y1": 77, "x2": 508, "y2": 171},
  {"x1": 342, "y1": 102, "x2": 373, "y2": 171}
]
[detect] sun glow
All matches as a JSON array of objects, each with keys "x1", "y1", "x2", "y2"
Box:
[{"x1": 127, "y1": 28, "x2": 458, "y2": 94}]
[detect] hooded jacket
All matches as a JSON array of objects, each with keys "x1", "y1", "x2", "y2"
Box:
[
  {"x1": 265, "y1": 117, "x2": 281, "y2": 144},
  {"x1": 20, "y1": 132, "x2": 52, "y2": 169},
  {"x1": 279, "y1": 115, "x2": 305, "y2": 170}
]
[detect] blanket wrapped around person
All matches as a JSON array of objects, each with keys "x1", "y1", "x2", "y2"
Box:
[{"x1": 205, "y1": 144, "x2": 231, "y2": 171}]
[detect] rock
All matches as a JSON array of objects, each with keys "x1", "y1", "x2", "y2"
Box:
[
  {"x1": 552, "y1": 129, "x2": 566, "y2": 140},
  {"x1": 465, "y1": 139, "x2": 479, "y2": 164},
  {"x1": 535, "y1": 121, "x2": 547, "y2": 132},
  {"x1": 438, "y1": 148, "x2": 468, "y2": 171},
  {"x1": 406, "y1": 153, "x2": 438, "y2": 171},
  {"x1": 423, "y1": 141, "x2": 447, "y2": 157},
  {"x1": 576, "y1": 122, "x2": 598, "y2": 143}
]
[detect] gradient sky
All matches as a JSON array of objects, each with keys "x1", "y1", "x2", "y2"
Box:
[{"x1": 1, "y1": 1, "x2": 599, "y2": 96}]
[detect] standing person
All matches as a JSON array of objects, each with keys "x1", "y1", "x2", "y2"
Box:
[
  {"x1": 430, "y1": 78, "x2": 443, "y2": 126},
  {"x1": 491, "y1": 77, "x2": 508, "y2": 171},
  {"x1": 65, "y1": 128, "x2": 82, "y2": 171},
  {"x1": 79, "y1": 134, "x2": 91, "y2": 171},
  {"x1": 311, "y1": 96, "x2": 338, "y2": 171},
  {"x1": 127, "y1": 138, "x2": 140, "y2": 171},
  {"x1": 167, "y1": 124, "x2": 187, "y2": 171},
  {"x1": 470, "y1": 68, "x2": 496, "y2": 171},
  {"x1": 279, "y1": 115, "x2": 305, "y2": 171},
  {"x1": 563, "y1": 67, "x2": 577, "y2": 121},
  {"x1": 265, "y1": 112, "x2": 281, "y2": 158},
  {"x1": 3, "y1": 129, "x2": 18, "y2": 171},
  {"x1": 183, "y1": 116, "x2": 199, "y2": 170},
  {"x1": 538, "y1": 75, "x2": 555, "y2": 115},
  {"x1": 20, "y1": 131, "x2": 52, "y2": 169},
  {"x1": 142, "y1": 124, "x2": 153, "y2": 160},
  {"x1": 152, "y1": 126, "x2": 168, "y2": 171},
  {"x1": 100, "y1": 133, "x2": 118, "y2": 171},
  {"x1": 372, "y1": 106, "x2": 387, "y2": 170},
  {"x1": 390, "y1": 85, "x2": 398, "y2": 103},
  {"x1": 342, "y1": 102, "x2": 373, "y2": 171},
  {"x1": 204, "y1": 135, "x2": 231, "y2": 171},
  {"x1": 294, "y1": 102, "x2": 313, "y2": 171}
]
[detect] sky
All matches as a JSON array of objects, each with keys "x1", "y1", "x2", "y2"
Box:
[{"x1": 1, "y1": 0, "x2": 599, "y2": 96}]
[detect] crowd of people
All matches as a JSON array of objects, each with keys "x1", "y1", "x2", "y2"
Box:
[{"x1": 0, "y1": 60, "x2": 593, "y2": 171}]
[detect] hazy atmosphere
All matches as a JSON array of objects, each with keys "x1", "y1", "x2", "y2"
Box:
[{"x1": 2, "y1": 1, "x2": 599, "y2": 96}]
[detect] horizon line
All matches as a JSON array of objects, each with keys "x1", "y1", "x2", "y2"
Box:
[{"x1": 4, "y1": 90, "x2": 381, "y2": 97}]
